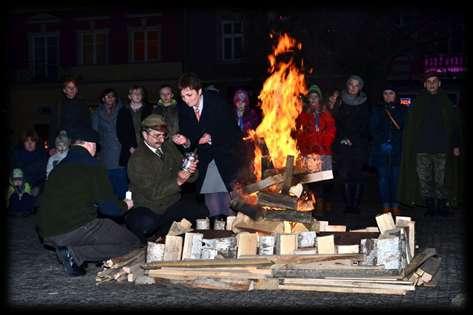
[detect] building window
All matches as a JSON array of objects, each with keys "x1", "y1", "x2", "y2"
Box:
[
  {"x1": 29, "y1": 32, "x2": 59, "y2": 81},
  {"x1": 221, "y1": 20, "x2": 243, "y2": 61},
  {"x1": 78, "y1": 31, "x2": 108, "y2": 65},
  {"x1": 129, "y1": 28, "x2": 161, "y2": 62}
]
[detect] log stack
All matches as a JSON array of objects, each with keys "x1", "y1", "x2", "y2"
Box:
[{"x1": 96, "y1": 211, "x2": 440, "y2": 295}]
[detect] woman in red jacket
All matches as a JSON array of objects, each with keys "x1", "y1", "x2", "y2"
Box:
[{"x1": 296, "y1": 84, "x2": 336, "y2": 215}]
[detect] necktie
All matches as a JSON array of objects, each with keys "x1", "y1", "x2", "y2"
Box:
[
  {"x1": 156, "y1": 147, "x2": 164, "y2": 159},
  {"x1": 194, "y1": 106, "x2": 201, "y2": 121}
]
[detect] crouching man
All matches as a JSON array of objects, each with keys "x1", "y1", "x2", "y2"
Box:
[
  {"x1": 125, "y1": 114, "x2": 208, "y2": 242},
  {"x1": 36, "y1": 127, "x2": 141, "y2": 277}
]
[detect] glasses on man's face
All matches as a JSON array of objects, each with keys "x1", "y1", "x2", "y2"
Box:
[{"x1": 147, "y1": 131, "x2": 168, "y2": 140}]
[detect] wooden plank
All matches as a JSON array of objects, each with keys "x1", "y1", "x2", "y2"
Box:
[
  {"x1": 142, "y1": 257, "x2": 273, "y2": 269},
  {"x1": 257, "y1": 191, "x2": 298, "y2": 210},
  {"x1": 163, "y1": 236, "x2": 183, "y2": 261},
  {"x1": 251, "y1": 278, "x2": 280, "y2": 290},
  {"x1": 350, "y1": 227, "x2": 380, "y2": 233},
  {"x1": 103, "y1": 248, "x2": 145, "y2": 269},
  {"x1": 316, "y1": 235, "x2": 336, "y2": 254},
  {"x1": 181, "y1": 233, "x2": 203, "y2": 260},
  {"x1": 272, "y1": 267, "x2": 400, "y2": 279},
  {"x1": 148, "y1": 269, "x2": 269, "y2": 280},
  {"x1": 292, "y1": 170, "x2": 334, "y2": 185},
  {"x1": 226, "y1": 216, "x2": 236, "y2": 231},
  {"x1": 278, "y1": 284, "x2": 407, "y2": 295},
  {"x1": 395, "y1": 216, "x2": 412, "y2": 224},
  {"x1": 237, "y1": 232, "x2": 258, "y2": 258},
  {"x1": 281, "y1": 155, "x2": 295, "y2": 195},
  {"x1": 275, "y1": 234, "x2": 297, "y2": 255},
  {"x1": 293, "y1": 248, "x2": 317, "y2": 255},
  {"x1": 282, "y1": 278, "x2": 415, "y2": 291},
  {"x1": 375, "y1": 213, "x2": 396, "y2": 234},
  {"x1": 243, "y1": 173, "x2": 284, "y2": 194},
  {"x1": 336, "y1": 245, "x2": 360, "y2": 254},
  {"x1": 402, "y1": 248, "x2": 437, "y2": 279},
  {"x1": 324, "y1": 225, "x2": 347, "y2": 232}
]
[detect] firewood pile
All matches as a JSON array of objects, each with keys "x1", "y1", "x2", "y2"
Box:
[{"x1": 96, "y1": 212, "x2": 441, "y2": 295}]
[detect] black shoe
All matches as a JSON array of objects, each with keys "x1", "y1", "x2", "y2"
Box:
[
  {"x1": 424, "y1": 198, "x2": 437, "y2": 216},
  {"x1": 55, "y1": 247, "x2": 86, "y2": 277}
]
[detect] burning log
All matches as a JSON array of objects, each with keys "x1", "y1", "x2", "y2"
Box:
[
  {"x1": 229, "y1": 198, "x2": 265, "y2": 220},
  {"x1": 281, "y1": 155, "x2": 295, "y2": 195},
  {"x1": 257, "y1": 191, "x2": 298, "y2": 210}
]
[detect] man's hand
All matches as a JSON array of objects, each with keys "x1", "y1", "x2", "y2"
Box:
[
  {"x1": 198, "y1": 133, "x2": 212, "y2": 145},
  {"x1": 453, "y1": 147, "x2": 461, "y2": 157},
  {"x1": 49, "y1": 148, "x2": 57, "y2": 156},
  {"x1": 129, "y1": 147, "x2": 136, "y2": 154},
  {"x1": 185, "y1": 159, "x2": 199, "y2": 174},
  {"x1": 177, "y1": 170, "x2": 192, "y2": 186},
  {"x1": 172, "y1": 133, "x2": 189, "y2": 146},
  {"x1": 123, "y1": 198, "x2": 134, "y2": 210}
]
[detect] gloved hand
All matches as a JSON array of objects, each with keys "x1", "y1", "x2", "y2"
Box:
[{"x1": 381, "y1": 142, "x2": 393, "y2": 153}]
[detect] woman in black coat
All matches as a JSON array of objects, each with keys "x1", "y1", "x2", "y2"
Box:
[
  {"x1": 172, "y1": 73, "x2": 243, "y2": 220},
  {"x1": 333, "y1": 75, "x2": 371, "y2": 214}
]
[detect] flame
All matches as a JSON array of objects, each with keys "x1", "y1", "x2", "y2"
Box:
[{"x1": 250, "y1": 33, "x2": 307, "y2": 180}]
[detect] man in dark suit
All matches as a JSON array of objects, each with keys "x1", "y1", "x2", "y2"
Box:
[{"x1": 171, "y1": 73, "x2": 244, "y2": 222}]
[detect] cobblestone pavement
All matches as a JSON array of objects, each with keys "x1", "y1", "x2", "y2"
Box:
[{"x1": 4, "y1": 176, "x2": 467, "y2": 311}]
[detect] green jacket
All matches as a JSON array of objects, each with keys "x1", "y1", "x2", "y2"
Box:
[
  {"x1": 127, "y1": 140, "x2": 197, "y2": 215},
  {"x1": 36, "y1": 146, "x2": 127, "y2": 239},
  {"x1": 398, "y1": 90, "x2": 464, "y2": 208}
]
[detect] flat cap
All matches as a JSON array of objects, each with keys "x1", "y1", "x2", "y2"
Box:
[
  {"x1": 70, "y1": 127, "x2": 99, "y2": 143},
  {"x1": 141, "y1": 114, "x2": 167, "y2": 130}
]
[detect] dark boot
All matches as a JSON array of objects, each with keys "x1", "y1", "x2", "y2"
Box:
[
  {"x1": 343, "y1": 183, "x2": 354, "y2": 213},
  {"x1": 350, "y1": 183, "x2": 363, "y2": 214},
  {"x1": 55, "y1": 246, "x2": 86, "y2": 277},
  {"x1": 424, "y1": 198, "x2": 436, "y2": 216},
  {"x1": 437, "y1": 199, "x2": 453, "y2": 217}
]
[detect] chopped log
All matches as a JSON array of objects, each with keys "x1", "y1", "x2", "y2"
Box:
[
  {"x1": 376, "y1": 232, "x2": 404, "y2": 270},
  {"x1": 182, "y1": 233, "x2": 204, "y2": 260},
  {"x1": 229, "y1": 198, "x2": 265, "y2": 220},
  {"x1": 226, "y1": 216, "x2": 236, "y2": 231},
  {"x1": 395, "y1": 216, "x2": 412, "y2": 224},
  {"x1": 316, "y1": 235, "x2": 336, "y2": 254},
  {"x1": 396, "y1": 220, "x2": 415, "y2": 260},
  {"x1": 422, "y1": 269, "x2": 441, "y2": 287},
  {"x1": 234, "y1": 218, "x2": 284, "y2": 234},
  {"x1": 195, "y1": 218, "x2": 210, "y2": 230},
  {"x1": 281, "y1": 155, "x2": 295, "y2": 195},
  {"x1": 283, "y1": 221, "x2": 292, "y2": 234},
  {"x1": 257, "y1": 191, "x2": 298, "y2": 210},
  {"x1": 375, "y1": 213, "x2": 396, "y2": 234},
  {"x1": 289, "y1": 184, "x2": 303, "y2": 198},
  {"x1": 297, "y1": 231, "x2": 316, "y2": 248},
  {"x1": 258, "y1": 235, "x2": 275, "y2": 256},
  {"x1": 263, "y1": 209, "x2": 313, "y2": 224},
  {"x1": 336, "y1": 245, "x2": 360, "y2": 254},
  {"x1": 163, "y1": 236, "x2": 183, "y2": 261},
  {"x1": 243, "y1": 173, "x2": 284, "y2": 194},
  {"x1": 292, "y1": 222, "x2": 309, "y2": 233},
  {"x1": 142, "y1": 257, "x2": 273, "y2": 269},
  {"x1": 214, "y1": 236, "x2": 238, "y2": 258},
  {"x1": 277, "y1": 284, "x2": 407, "y2": 295},
  {"x1": 275, "y1": 234, "x2": 297, "y2": 255},
  {"x1": 146, "y1": 242, "x2": 165, "y2": 263},
  {"x1": 317, "y1": 232, "x2": 380, "y2": 246},
  {"x1": 167, "y1": 218, "x2": 193, "y2": 236},
  {"x1": 314, "y1": 220, "x2": 329, "y2": 232},
  {"x1": 237, "y1": 232, "x2": 258, "y2": 258},
  {"x1": 213, "y1": 219, "x2": 226, "y2": 230},
  {"x1": 360, "y1": 238, "x2": 378, "y2": 266},
  {"x1": 418, "y1": 256, "x2": 441, "y2": 283}
]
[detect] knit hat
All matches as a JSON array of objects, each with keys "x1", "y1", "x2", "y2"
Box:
[
  {"x1": 308, "y1": 84, "x2": 323, "y2": 99},
  {"x1": 347, "y1": 75, "x2": 364, "y2": 88},
  {"x1": 55, "y1": 130, "x2": 71, "y2": 149},
  {"x1": 70, "y1": 127, "x2": 99, "y2": 143},
  {"x1": 382, "y1": 82, "x2": 397, "y2": 94},
  {"x1": 233, "y1": 89, "x2": 250, "y2": 106},
  {"x1": 423, "y1": 71, "x2": 441, "y2": 82},
  {"x1": 141, "y1": 114, "x2": 168, "y2": 131},
  {"x1": 12, "y1": 168, "x2": 23, "y2": 179}
]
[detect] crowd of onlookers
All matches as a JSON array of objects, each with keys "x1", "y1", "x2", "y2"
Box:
[{"x1": 6, "y1": 71, "x2": 463, "y2": 277}]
